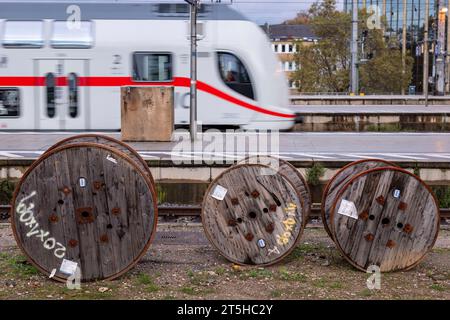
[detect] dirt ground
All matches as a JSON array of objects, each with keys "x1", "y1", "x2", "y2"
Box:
[{"x1": 0, "y1": 222, "x2": 449, "y2": 300}]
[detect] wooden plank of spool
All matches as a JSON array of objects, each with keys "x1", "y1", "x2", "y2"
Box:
[
  {"x1": 202, "y1": 164, "x2": 305, "y2": 266},
  {"x1": 329, "y1": 167, "x2": 440, "y2": 272},
  {"x1": 237, "y1": 156, "x2": 311, "y2": 221},
  {"x1": 11, "y1": 142, "x2": 158, "y2": 282},
  {"x1": 321, "y1": 159, "x2": 397, "y2": 238},
  {"x1": 45, "y1": 134, "x2": 153, "y2": 186}
]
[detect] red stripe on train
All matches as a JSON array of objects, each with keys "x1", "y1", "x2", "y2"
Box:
[{"x1": 0, "y1": 76, "x2": 295, "y2": 119}]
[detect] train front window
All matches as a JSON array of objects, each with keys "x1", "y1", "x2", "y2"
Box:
[
  {"x1": 217, "y1": 52, "x2": 255, "y2": 100},
  {"x1": 45, "y1": 73, "x2": 56, "y2": 118},
  {"x1": 2, "y1": 21, "x2": 44, "y2": 48},
  {"x1": 0, "y1": 88, "x2": 20, "y2": 117},
  {"x1": 132, "y1": 53, "x2": 172, "y2": 82},
  {"x1": 68, "y1": 73, "x2": 78, "y2": 118},
  {"x1": 51, "y1": 21, "x2": 94, "y2": 49}
]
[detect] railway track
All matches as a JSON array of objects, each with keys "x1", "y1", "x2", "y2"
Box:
[{"x1": 2, "y1": 204, "x2": 449, "y2": 222}]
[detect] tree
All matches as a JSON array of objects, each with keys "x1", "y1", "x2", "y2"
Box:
[
  {"x1": 292, "y1": 0, "x2": 351, "y2": 92},
  {"x1": 359, "y1": 31, "x2": 413, "y2": 94},
  {"x1": 292, "y1": 0, "x2": 413, "y2": 94},
  {"x1": 283, "y1": 11, "x2": 311, "y2": 25}
]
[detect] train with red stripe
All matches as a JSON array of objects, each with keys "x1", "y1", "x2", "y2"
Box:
[{"x1": 0, "y1": 1, "x2": 296, "y2": 131}]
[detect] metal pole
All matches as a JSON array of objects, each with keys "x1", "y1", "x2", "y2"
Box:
[
  {"x1": 436, "y1": 1, "x2": 446, "y2": 95},
  {"x1": 402, "y1": 0, "x2": 407, "y2": 95},
  {"x1": 351, "y1": 0, "x2": 359, "y2": 94},
  {"x1": 423, "y1": 0, "x2": 429, "y2": 105},
  {"x1": 447, "y1": 2, "x2": 450, "y2": 93},
  {"x1": 186, "y1": 0, "x2": 199, "y2": 142}
]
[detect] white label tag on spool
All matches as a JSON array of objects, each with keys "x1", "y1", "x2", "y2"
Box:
[
  {"x1": 337, "y1": 199, "x2": 358, "y2": 219},
  {"x1": 211, "y1": 185, "x2": 228, "y2": 201},
  {"x1": 59, "y1": 259, "x2": 78, "y2": 275},
  {"x1": 106, "y1": 154, "x2": 118, "y2": 164},
  {"x1": 49, "y1": 268, "x2": 57, "y2": 278},
  {"x1": 393, "y1": 189, "x2": 401, "y2": 198},
  {"x1": 78, "y1": 177, "x2": 86, "y2": 188}
]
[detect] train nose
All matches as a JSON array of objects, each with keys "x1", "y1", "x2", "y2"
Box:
[{"x1": 295, "y1": 113, "x2": 304, "y2": 124}]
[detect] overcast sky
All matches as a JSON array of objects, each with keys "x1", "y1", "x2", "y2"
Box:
[{"x1": 0, "y1": 0, "x2": 344, "y2": 25}]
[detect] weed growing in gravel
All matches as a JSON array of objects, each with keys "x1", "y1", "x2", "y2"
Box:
[
  {"x1": 270, "y1": 290, "x2": 282, "y2": 298},
  {"x1": 430, "y1": 284, "x2": 446, "y2": 292},
  {"x1": 136, "y1": 273, "x2": 159, "y2": 293},
  {"x1": 306, "y1": 163, "x2": 325, "y2": 186},
  {"x1": 7, "y1": 255, "x2": 39, "y2": 277},
  {"x1": 278, "y1": 267, "x2": 306, "y2": 282}
]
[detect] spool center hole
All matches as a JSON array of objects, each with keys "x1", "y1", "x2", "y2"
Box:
[
  {"x1": 382, "y1": 218, "x2": 390, "y2": 225},
  {"x1": 248, "y1": 212, "x2": 257, "y2": 219},
  {"x1": 263, "y1": 208, "x2": 269, "y2": 213},
  {"x1": 237, "y1": 218, "x2": 243, "y2": 223},
  {"x1": 81, "y1": 211, "x2": 90, "y2": 218},
  {"x1": 397, "y1": 222, "x2": 404, "y2": 229},
  {"x1": 369, "y1": 215, "x2": 375, "y2": 221},
  {"x1": 57, "y1": 199, "x2": 64, "y2": 205}
]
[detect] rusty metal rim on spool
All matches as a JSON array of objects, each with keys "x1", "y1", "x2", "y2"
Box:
[
  {"x1": 321, "y1": 159, "x2": 398, "y2": 238},
  {"x1": 329, "y1": 166, "x2": 441, "y2": 272},
  {"x1": 10, "y1": 142, "x2": 159, "y2": 283},
  {"x1": 201, "y1": 163, "x2": 306, "y2": 267},
  {"x1": 237, "y1": 156, "x2": 312, "y2": 223},
  {"x1": 44, "y1": 134, "x2": 156, "y2": 189}
]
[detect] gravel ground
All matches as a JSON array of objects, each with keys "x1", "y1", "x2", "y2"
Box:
[{"x1": 0, "y1": 223, "x2": 448, "y2": 300}]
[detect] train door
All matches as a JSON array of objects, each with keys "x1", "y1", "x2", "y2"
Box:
[{"x1": 36, "y1": 59, "x2": 88, "y2": 130}]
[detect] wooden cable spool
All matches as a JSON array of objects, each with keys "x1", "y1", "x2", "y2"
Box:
[
  {"x1": 45, "y1": 134, "x2": 154, "y2": 187},
  {"x1": 202, "y1": 163, "x2": 307, "y2": 266},
  {"x1": 321, "y1": 159, "x2": 397, "y2": 238},
  {"x1": 11, "y1": 142, "x2": 158, "y2": 282},
  {"x1": 329, "y1": 166, "x2": 440, "y2": 272},
  {"x1": 237, "y1": 155, "x2": 311, "y2": 219}
]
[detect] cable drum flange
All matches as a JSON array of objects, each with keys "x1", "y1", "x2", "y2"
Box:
[
  {"x1": 329, "y1": 166, "x2": 440, "y2": 272},
  {"x1": 202, "y1": 163, "x2": 307, "y2": 266},
  {"x1": 11, "y1": 142, "x2": 158, "y2": 282},
  {"x1": 321, "y1": 159, "x2": 398, "y2": 238}
]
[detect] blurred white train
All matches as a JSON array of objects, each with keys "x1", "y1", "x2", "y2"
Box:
[{"x1": 0, "y1": 1, "x2": 296, "y2": 131}]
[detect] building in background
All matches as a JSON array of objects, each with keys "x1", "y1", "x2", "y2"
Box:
[
  {"x1": 344, "y1": 1, "x2": 438, "y2": 33},
  {"x1": 344, "y1": 0, "x2": 448, "y2": 93},
  {"x1": 261, "y1": 24, "x2": 318, "y2": 91}
]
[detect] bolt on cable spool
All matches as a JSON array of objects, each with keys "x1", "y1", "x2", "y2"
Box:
[
  {"x1": 329, "y1": 166, "x2": 440, "y2": 272},
  {"x1": 45, "y1": 134, "x2": 154, "y2": 186},
  {"x1": 321, "y1": 159, "x2": 397, "y2": 238},
  {"x1": 202, "y1": 163, "x2": 306, "y2": 266},
  {"x1": 11, "y1": 142, "x2": 158, "y2": 282},
  {"x1": 237, "y1": 155, "x2": 311, "y2": 219}
]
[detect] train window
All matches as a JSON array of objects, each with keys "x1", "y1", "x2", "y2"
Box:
[
  {"x1": 51, "y1": 21, "x2": 94, "y2": 48},
  {"x1": 217, "y1": 52, "x2": 255, "y2": 100},
  {"x1": 68, "y1": 73, "x2": 78, "y2": 118},
  {"x1": 132, "y1": 53, "x2": 172, "y2": 82},
  {"x1": 156, "y1": 4, "x2": 208, "y2": 16},
  {"x1": 45, "y1": 73, "x2": 56, "y2": 118},
  {"x1": 0, "y1": 88, "x2": 20, "y2": 117},
  {"x1": 2, "y1": 21, "x2": 44, "y2": 48}
]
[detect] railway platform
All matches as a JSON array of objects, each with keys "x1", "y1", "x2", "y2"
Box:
[{"x1": 0, "y1": 131, "x2": 450, "y2": 183}]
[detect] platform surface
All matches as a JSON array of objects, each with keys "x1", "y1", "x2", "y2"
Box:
[{"x1": 0, "y1": 132, "x2": 450, "y2": 163}]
